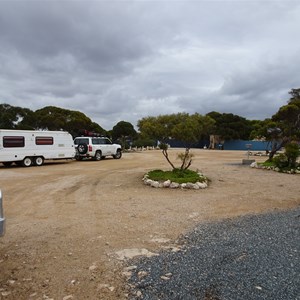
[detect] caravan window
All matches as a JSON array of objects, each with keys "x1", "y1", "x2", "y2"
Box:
[
  {"x1": 3, "y1": 136, "x2": 25, "y2": 148},
  {"x1": 36, "y1": 137, "x2": 54, "y2": 145}
]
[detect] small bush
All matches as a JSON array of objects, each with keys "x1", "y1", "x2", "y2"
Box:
[
  {"x1": 272, "y1": 143, "x2": 300, "y2": 170},
  {"x1": 147, "y1": 168, "x2": 207, "y2": 184},
  {"x1": 132, "y1": 138, "x2": 156, "y2": 148},
  {"x1": 273, "y1": 153, "x2": 289, "y2": 169},
  {"x1": 285, "y1": 142, "x2": 300, "y2": 168}
]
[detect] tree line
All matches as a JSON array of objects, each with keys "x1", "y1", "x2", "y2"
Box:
[{"x1": 1, "y1": 88, "x2": 299, "y2": 156}]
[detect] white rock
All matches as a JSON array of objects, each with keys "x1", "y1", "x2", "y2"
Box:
[
  {"x1": 89, "y1": 264, "x2": 97, "y2": 271},
  {"x1": 163, "y1": 180, "x2": 171, "y2": 187},
  {"x1": 250, "y1": 162, "x2": 257, "y2": 168},
  {"x1": 97, "y1": 283, "x2": 110, "y2": 290},
  {"x1": 169, "y1": 246, "x2": 182, "y2": 252},
  {"x1": 150, "y1": 181, "x2": 160, "y2": 188},
  {"x1": 138, "y1": 271, "x2": 148, "y2": 278},
  {"x1": 144, "y1": 179, "x2": 152, "y2": 185},
  {"x1": 188, "y1": 212, "x2": 199, "y2": 219},
  {"x1": 196, "y1": 182, "x2": 207, "y2": 189},
  {"x1": 115, "y1": 248, "x2": 158, "y2": 260},
  {"x1": 1, "y1": 291, "x2": 11, "y2": 297},
  {"x1": 186, "y1": 183, "x2": 195, "y2": 189},
  {"x1": 180, "y1": 183, "x2": 187, "y2": 188},
  {"x1": 160, "y1": 276, "x2": 170, "y2": 281},
  {"x1": 122, "y1": 271, "x2": 132, "y2": 278},
  {"x1": 63, "y1": 296, "x2": 74, "y2": 300},
  {"x1": 123, "y1": 265, "x2": 137, "y2": 271},
  {"x1": 170, "y1": 182, "x2": 180, "y2": 188},
  {"x1": 30, "y1": 293, "x2": 38, "y2": 298}
]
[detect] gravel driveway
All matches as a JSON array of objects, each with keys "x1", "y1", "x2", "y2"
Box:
[{"x1": 128, "y1": 207, "x2": 300, "y2": 300}]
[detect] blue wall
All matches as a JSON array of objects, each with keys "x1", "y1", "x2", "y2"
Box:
[
  {"x1": 222, "y1": 140, "x2": 271, "y2": 151},
  {"x1": 168, "y1": 139, "x2": 271, "y2": 151}
]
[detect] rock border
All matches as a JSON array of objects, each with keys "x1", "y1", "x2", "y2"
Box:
[
  {"x1": 142, "y1": 172, "x2": 208, "y2": 190},
  {"x1": 250, "y1": 162, "x2": 300, "y2": 174}
]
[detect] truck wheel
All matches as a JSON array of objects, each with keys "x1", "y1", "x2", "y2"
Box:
[
  {"x1": 113, "y1": 149, "x2": 122, "y2": 159},
  {"x1": 22, "y1": 157, "x2": 32, "y2": 167},
  {"x1": 77, "y1": 143, "x2": 88, "y2": 154},
  {"x1": 3, "y1": 162, "x2": 12, "y2": 167},
  {"x1": 34, "y1": 156, "x2": 44, "y2": 166},
  {"x1": 94, "y1": 151, "x2": 102, "y2": 161}
]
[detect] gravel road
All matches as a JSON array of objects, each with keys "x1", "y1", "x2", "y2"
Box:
[{"x1": 128, "y1": 207, "x2": 300, "y2": 300}]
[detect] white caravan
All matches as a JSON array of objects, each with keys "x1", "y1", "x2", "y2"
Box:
[{"x1": 0, "y1": 129, "x2": 76, "y2": 167}]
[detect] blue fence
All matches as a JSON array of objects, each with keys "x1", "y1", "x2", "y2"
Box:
[
  {"x1": 167, "y1": 139, "x2": 271, "y2": 151},
  {"x1": 223, "y1": 140, "x2": 271, "y2": 151}
]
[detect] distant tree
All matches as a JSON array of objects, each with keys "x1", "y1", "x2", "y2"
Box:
[
  {"x1": 206, "y1": 111, "x2": 253, "y2": 140},
  {"x1": 131, "y1": 136, "x2": 156, "y2": 148},
  {"x1": 0, "y1": 103, "x2": 34, "y2": 129},
  {"x1": 33, "y1": 106, "x2": 106, "y2": 137},
  {"x1": 249, "y1": 119, "x2": 268, "y2": 140},
  {"x1": 138, "y1": 113, "x2": 215, "y2": 170},
  {"x1": 111, "y1": 121, "x2": 137, "y2": 148},
  {"x1": 0, "y1": 103, "x2": 106, "y2": 136}
]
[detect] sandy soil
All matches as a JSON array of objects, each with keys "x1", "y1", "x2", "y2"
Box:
[{"x1": 0, "y1": 149, "x2": 299, "y2": 299}]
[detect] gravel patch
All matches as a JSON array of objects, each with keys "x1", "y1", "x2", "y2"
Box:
[{"x1": 128, "y1": 207, "x2": 300, "y2": 300}]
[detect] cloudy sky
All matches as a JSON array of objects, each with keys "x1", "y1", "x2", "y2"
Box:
[{"x1": 0, "y1": 1, "x2": 299, "y2": 130}]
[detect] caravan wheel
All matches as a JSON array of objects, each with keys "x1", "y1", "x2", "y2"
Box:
[
  {"x1": 22, "y1": 157, "x2": 32, "y2": 167},
  {"x1": 34, "y1": 156, "x2": 44, "y2": 166}
]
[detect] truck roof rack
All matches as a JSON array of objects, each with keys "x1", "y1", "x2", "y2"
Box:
[{"x1": 79, "y1": 129, "x2": 104, "y2": 137}]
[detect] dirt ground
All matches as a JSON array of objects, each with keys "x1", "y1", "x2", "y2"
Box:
[{"x1": 0, "y1": 149, "x2": 299, "y2": 300}]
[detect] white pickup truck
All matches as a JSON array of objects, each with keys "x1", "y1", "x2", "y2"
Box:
[{"x1": 0, "y1": 190, "x2": 5, "y2": 237}]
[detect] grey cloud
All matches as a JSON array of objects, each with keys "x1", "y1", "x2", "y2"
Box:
[{"x1": 0, "y1": 1, "x2": 299, "y2": 129}]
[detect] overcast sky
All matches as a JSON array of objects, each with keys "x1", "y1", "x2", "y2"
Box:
[{"x1": 0, "y1": 1, "x2": 299, "y2": 130}]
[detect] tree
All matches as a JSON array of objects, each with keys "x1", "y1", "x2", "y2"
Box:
[
  {"x1": 111, "y1": 121, "x2": 137, "y2": 149},
  {"x1": 0, "y1": 103, "x2": 107, "y2": 137},
  {"x1": 267, "y1": 88, "x2": 300, "y2": 160},
  {"x1": 206, "y1": 111, "x2": 253, "y2": 140},
  {"x1": 32, "y1": 106, "x2": 106, "y2": 137},
  {"x1": 249, "y1": 120, "x2": 267, "y2": 140},
  {"x1": 0, "y1": 104, "x2": 34, "y2": 129},
  {"x1": 138, "y1": 113, "x2": 215, "y2": 170}
]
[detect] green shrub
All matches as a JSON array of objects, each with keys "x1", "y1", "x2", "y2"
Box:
[
  {"x1": 273, "y1": 153, "x2": 289, "y2": 169},
  {"x1": 273, "y1": 143, "x2": 300, "y2": 170},
  {"x1": 285, "y1": 142, "x2": 300, "y2": 168},
  {"x1": 147, "y1": 168, "x2": 207, "y2": 184},
  {"x1": 132, "y1": 138, "x2": 156, "y2": 148}
]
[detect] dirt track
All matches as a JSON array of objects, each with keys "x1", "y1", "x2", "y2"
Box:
[{"x1": 0, "y1": 149, "x2": 299, "y2": 299}]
